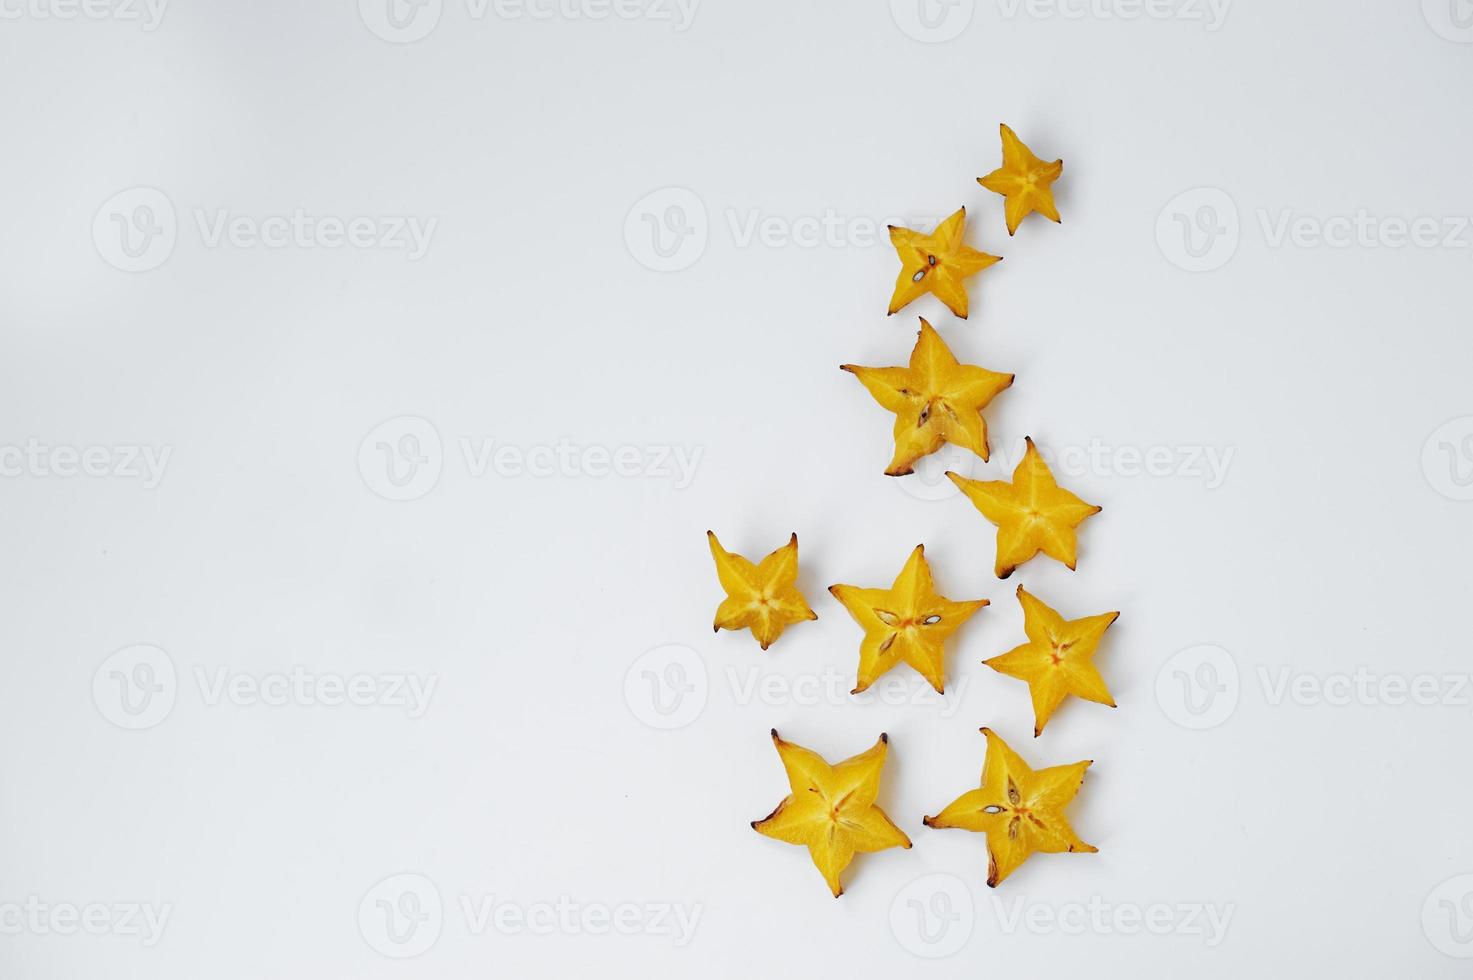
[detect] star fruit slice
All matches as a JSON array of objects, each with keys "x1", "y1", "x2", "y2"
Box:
[
  {"x1": 924, "y1": 727, "x2": 1095, "y2": 887},
  {"x1": 946, "y1": 437, "x2": 1101, "y2": 579},
  {"x1": 887, "y1": 207, "x2": 1001, "y2": 320},
  {"x1": 708, "y1": 531, "x2": 818, "y2": 650},
  {"x1": 829, "y1": 544, "x2": 987, "y2": 694},
  {"x1": 842, "y1": 317, "x2": 1014, "y2": 476},
  {"x1": 978, "y1": 123, "x2": 1064, "y2": 236},
  {"x1": 986, "y1": 585, "x2": 1118, "y2": 736},
  {"x1": 752, "y1": 730, "x2": 911, "y2": 897}
]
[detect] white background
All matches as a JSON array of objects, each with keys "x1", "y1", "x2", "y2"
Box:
[{"x1": 3, "y1": 0, "x2": 1473, "y2": 976}]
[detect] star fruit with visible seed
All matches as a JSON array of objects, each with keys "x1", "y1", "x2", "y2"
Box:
[
  {"x1": 924, "y1": 728, "x2": 1095, "y2": 887},
  {"x1": 829, "y1": 544, "x2": 987, "y2": 694},
  {"x1": 842, "y1": 317, "x2": 1013, "y2": 476},
  {"x1": 886, "y1": 207, "x2": 1001, "y2": 320}
]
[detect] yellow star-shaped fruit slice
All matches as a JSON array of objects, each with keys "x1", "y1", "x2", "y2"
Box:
[
  {"x1": 829, "y1": 544, "x2": 987, "y2": 694},
  {"x1": 946, "y1": 437, "x2": 1101, "y2": 579},
  {"x1": 924, "y1": 728, "x2": 1095, "y2": 887},
  {"x1": 842, "y1": 317, "x2": 1014, "y2": 476},
  {"x1": 887, "y1": 207, "x2": 1001, "y2": 320},
  {"x1": 752, "y1": 730, "x2": 911, "y2": 897},
  {"x1": 708, "y1": 531, "x2": 817, "y2": 650},
  {"x1": 986, "y1": 586, "x2": 1118, "y2": 736},
  {"x1": 978, "y1": 123, "x2": 1063, "y2": 236}
]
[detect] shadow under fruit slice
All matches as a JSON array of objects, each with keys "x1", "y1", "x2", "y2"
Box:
[{"x1": 752, "y1": 730, "x2": 911, "y2": 897}]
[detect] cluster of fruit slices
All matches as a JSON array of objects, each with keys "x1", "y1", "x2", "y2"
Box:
[{"x1": 709, "y1": 125, "x2": 1118, "y2": 896}]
